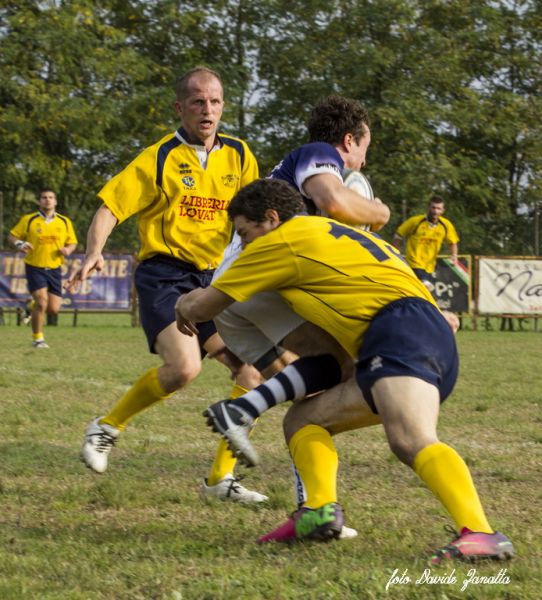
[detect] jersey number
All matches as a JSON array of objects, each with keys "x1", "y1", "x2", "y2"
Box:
[{"x1": 328, "y1": 222, "x2": 406, "y2": 263}]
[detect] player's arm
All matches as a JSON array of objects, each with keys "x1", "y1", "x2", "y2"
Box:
[
  {"x1": 61, "y1": 220, "x2": 78, "y2": 257},
  {"x1": 65, "y1": 205, "x2": 118, "y2": 290},
  {"x1": 392, "y1": 232, "x2": 403, "y2": 251},
  {"x1": 175, "y1": 287, "x2": 235, "y2": 336},
  {"x1": 59, "y1": 243, "x2": 77, "y2": 258},
  {"x1": 7, "y1": 232, "x2": 32, "y2": 253},
  {"x1": 449, "y1": 242, "x2": 459, "y2": 263},
  {"x1": 177, "y1": 233, "x2": 293, "y2": 336},
  {"x1": 304, "y1": 172, "x2": 390, "y2": 230}
]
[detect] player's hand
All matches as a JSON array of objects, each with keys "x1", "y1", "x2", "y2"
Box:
[
  {"x1": 64, "y1": 253, "x2": 104, "y2": 291},
  {"x1": 18, "y1": 241, "x2": 33, "y2": 254},
  {"x1": 175, "y1": 295, "x2": 199, "y2": 337},
  {"x1": 442, "y1": 310, "x2": 460, "y2": 334},
  {"x1": 369, "y1": 197, "x2": 390, "y2": 232},
  {"x1": 176, "y1": 318, "x2": 199, "y2": 337}
]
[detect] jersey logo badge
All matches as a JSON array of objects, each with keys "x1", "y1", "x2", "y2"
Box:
[
  {"x1": 182, "y1": 176, "x2": 195, "y2": 188},
  {"x1": 370, "y1": 356, "x2": 383, "y2": 371},
  {"x1": 222, "y1": 174, "x2": 239, "y2": 188}
]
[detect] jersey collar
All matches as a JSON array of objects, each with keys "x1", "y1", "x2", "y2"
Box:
[
  {"x1": 425, "y1": 215, "x2": 441, "y2": 227},
  {"x1": 176, "y1": 127, "x2": 222, "y2": 151},
  {"x1": 39, "y1": 210, "x2": 56, "y2": 223},
  {"x1": 176, "y1": 127, "x2": 222, "y2": 169}
]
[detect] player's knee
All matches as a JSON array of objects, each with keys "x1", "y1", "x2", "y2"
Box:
[
  {"x1": 282, "y1": 405, "x2": 311, "y2": 444},
  {"x1": 388, "y1": 439, "x2": 415, "y2": 465},
  {"x1": 34, "y1": 297, "x2": 47, "y2": 311},
  {"x1": 387, "y1": 436, "x2": 437, "y2": 467},
  {"x1": 162, "y1": 362, "x2": 201, "y2": 391}
]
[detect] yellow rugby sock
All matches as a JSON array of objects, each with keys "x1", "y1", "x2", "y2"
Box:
[
  {"x1": 207, "y1": 384, "x2": 247, "y2": 486},
  {"x1": 101, "y1": 367, "x2": 173, "y2": 431},
  {"x1": 288, "y1": 424, "x2": 338, "y2": 508},
  {"x1": 33, "y1": 332, "x2": 44, "y2": 341},
  {"x1": 413, "y1": 442, "x2": 493, "y2": 533}
]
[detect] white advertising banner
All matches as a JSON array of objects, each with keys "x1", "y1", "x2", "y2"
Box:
[{"x1": 477, "y1": 257, "x2": 542, "y2": 314}]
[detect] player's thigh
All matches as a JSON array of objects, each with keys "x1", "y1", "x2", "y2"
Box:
[
  {"x1": 371, "y1": 376, "x2": 440, "y2": 463},
  {"x1": 282, "y1": 321, "x2": 354, "y2": 378},
  {"x1": 155, "y1": 322, "x2": 203, "y2": 376},
  {"x1": 283, "y1": 377, "x2": 381, "y2": 443},
  {"x1": 47, "y1": 293, "x2": 62, "y2": 313}
]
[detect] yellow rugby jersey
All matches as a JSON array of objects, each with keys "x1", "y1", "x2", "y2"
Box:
[
  {"x1": 99, "y1": 128, "x2": 259, "y2": 269},
  {"x1": 213, "y1": 216, "x2": 437, "y2": 357},
  {"x1": 10, "y1": 212, "x2": 77, "y2": 268},
  {"x1": 395, "y1": 215, "x2": 459, "y2": 273}
]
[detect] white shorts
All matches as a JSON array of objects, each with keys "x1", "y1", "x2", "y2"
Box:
[{"x1": 215, "y1": 291, "x2": 306, "y2": 365}]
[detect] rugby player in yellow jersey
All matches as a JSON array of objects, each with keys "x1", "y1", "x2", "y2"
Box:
[
  {"x1": 393, "y1": 195, "x2": 460, "y2": 292},
  {"x1": 212, "y1": 94, "x2": 390, "y2": 378},
  {"x1": 8, "y1": 189, "x2": 78, "y2": 349},
  {"x1": 66, "y1": 66, "x2": 267, "y2": 503},
  {"x1": 175, "y1": 178, "x2": 514, "y2": 564}
]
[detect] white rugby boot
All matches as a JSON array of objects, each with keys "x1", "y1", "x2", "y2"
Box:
[
  {"x1": 201, "y1": 474, "x2": 268, "y2": 503},
  {"x1": 81, "y1": 417, "x2": 119, "y2": 473}
]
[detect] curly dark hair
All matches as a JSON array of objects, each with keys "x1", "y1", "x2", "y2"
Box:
[
  {"x1": 228, "y1": 179, "x2": 306, "y2": 223},
  {"x1": 308, "y1": 94, "x2": 370, "y2": 145}
]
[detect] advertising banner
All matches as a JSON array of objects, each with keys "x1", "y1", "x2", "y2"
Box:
[
  {"x1": 0, "y1": 252, "x2": 133, "y2": 310},
  {"x1": 434, "y1": 256, "x2": 471, "y2": 313},
  {"x1": 477, "y1": 257, "x2": 542, "y2": 315}
]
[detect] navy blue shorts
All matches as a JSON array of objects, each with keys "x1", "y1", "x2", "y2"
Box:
[
  {"x1": 355, "y1": 297, "x2": 459, "y2": 414},
  {"x1": 135, "y1": 255, "x2": 217, "y2": 354},
  {"x1": 25, "y1": 265, "x2": 62, "y2": 296}
]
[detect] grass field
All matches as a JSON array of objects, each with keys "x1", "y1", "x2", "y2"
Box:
[{"x1": 0, "y1": 315, "x2": 540, "y2": 599}]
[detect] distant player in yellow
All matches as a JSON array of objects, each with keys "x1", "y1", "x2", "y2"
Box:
[
  {"x1": 66, "y1": 66, "x2": 266, "y2": 503},
  {"x1": 8, "y1": 189, "x2": 77, "y2": 348},
  {"x1": 176, "y1": 178, "x2": 514, "y2": 564},
  {"x1": 393, "y1": 195, "x2": 459, "y2": 291}
]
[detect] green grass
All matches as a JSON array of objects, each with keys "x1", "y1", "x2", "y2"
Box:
[{"x1": 0, "y1": 317, "x2": 540, "y2": 599}]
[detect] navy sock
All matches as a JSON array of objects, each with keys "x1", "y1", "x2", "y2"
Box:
[{"x1": 233, "y1": 354, "x2": 343, "y2": 419}]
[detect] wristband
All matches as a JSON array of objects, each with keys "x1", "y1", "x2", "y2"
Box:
[{"x1": 15, "y1": 240, "x2": 25, "y2": 249}]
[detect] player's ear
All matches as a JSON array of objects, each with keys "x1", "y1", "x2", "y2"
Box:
[
  {"x1": 264, "y1": 209, "x2": 281, "y2": 226},
  {"x1": 342, "y1": 132, "x2": 354, "y2": 151}
]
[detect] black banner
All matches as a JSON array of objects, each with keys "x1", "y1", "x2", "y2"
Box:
[{"x1": 434, "y1": 257, "x2": 471, "y2": 313}]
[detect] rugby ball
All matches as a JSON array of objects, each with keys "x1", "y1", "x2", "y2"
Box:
[
  {"x1": 342, "y1": 168, "x2": 374, "y2": 200},
  {"x1": 342, "y1": 168, "x2": 375, "y2": 231}
]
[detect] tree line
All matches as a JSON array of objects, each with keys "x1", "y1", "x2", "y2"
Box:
[{"x1": 1, "y1": 0, "x2": 541, "y2": 255}]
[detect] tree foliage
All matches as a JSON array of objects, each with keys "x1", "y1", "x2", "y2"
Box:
[{"x1": 1, "y1": 0, "x2": 540, "y2": 255}]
